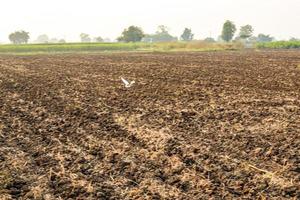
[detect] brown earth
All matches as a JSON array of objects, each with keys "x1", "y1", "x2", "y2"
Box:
[{"x1": 0, "y1": 50, "x2": 299, "y2": 199}]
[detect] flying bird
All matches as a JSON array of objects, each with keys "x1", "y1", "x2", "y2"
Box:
[{"x1": 120, "y1": 77, "x2": 135, "y2": 88}]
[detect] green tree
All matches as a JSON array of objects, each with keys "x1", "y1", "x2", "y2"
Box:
[
  {"x1": 8, "y1": 31, "x2": 30, "y2": 44},
  {"x1": 80, "y1": 33, "x2": 91, "y2": 42},
  {"x1": 58, "y1": 39, "x2": 66, "y2": 43},
  {"x1": 289, "y1": 37, "x2": 299, "y2": 41},
  {"x1": 181, "y1": 28, "x2": 194, "y2": 41},
  {"x1": 117, "y1": 26, "x2": 144, "y2": 42},
  {"x1": 221, "y1": 20, "x2": 236, "y2": 42},
  {"x1": 155, "y1": 25, "x2": 177, "y2": 42},
  {"x1": 143, "y1": 25, "x2": 177, "y2": 42},
  {"x1": 94, "y1": 36, "x2": 104, "y2": 42},
  {"x1": 239, "y1": 25, "x2": 254, "y2": 39},
  {"x1": 35, "y1": 34, "x2": 49, "y2": 43},
  {"x1": 257, "y1": 34, "x2": 274, "y2": 42},
  {"x1": 157, "y1": 25, "x2": 169, "y2": 34}
]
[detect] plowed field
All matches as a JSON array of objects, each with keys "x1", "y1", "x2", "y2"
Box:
[{"x1": 0, "y1": 50, "x2": 299, "y2": 199}]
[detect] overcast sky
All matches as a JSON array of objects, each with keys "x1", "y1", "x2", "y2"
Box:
[{"x1": 0, "y1": 0, "x2": 299, "y2": 43}]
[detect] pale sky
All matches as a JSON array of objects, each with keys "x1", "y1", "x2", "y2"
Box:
[{"x1": 0, "y1": 0, "x2": 299, "y2": 43}]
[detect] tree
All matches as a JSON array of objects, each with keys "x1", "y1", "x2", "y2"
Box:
[
  {"x1": 94, "y1": 36, "x2": 103, "y2": 42},
  {"x1": 155, "y1": 25, "x2": 177, "y2": 42},
  {"x1": 157, "y1": 25, "x2": 169, "y2": 34},
  {"x1": 142, "y1": 25, "x2": 177, "y2": 42},
  {"x1": 35, "y1": 34, "x2": 49, "y2": 43},
  {"x1": 181, "y1": 28, "x2": 194, "y2": 41},
  {"x1": 9, "y1": 31, "x2": 30, "y2": 44},
  {"x1": 221, "y1": 20, "x2": 236, "y2": 42},
  {"x1": 58, "y1": 39, "x2": 66, "y2": 43},
  {"x1": 257, "y1": 34, "x2": 274, "y2": 42},
  {"x1": 80, "y1": 33, "x2": 91, "y2": 42},
  {"x1": 239, "y1": 25, "x2": 254, "y2": 39},
  {"x1": 117, "y1": 26, "x2": 144, "y2": 42},
  {"x1": 289, "y1": 37, "x2": 299, "y2": 41}
]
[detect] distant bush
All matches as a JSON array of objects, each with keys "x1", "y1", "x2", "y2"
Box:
[
  {"x1": 257, "y1": 34, "x2": 274, "y2": 42},
  {"x1": 151, "y1": 41, "x2": 244, "y2": 51},
  {"x1": 257, "y1": 41, "x2": 300, "y2": 49},
  {"x1": 203, "y1": 37, "x2": 216, "y2": 43}
]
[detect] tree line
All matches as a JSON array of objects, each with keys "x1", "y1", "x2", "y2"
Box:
[
  {"x1": 119, "y1": 22, "x2": 275, "y2": 43},
  {"x1": 6, "y1": 20, "x2": 298, "y2": 44}
]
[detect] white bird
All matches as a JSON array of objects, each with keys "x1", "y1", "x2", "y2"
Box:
[{"x1": 120, "y1": 77, "x2": 135, "y2": 88}]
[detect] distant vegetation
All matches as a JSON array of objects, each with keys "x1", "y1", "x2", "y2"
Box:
[
  {"x1": 221, "y1": 20, "x2": 236, "y2": 42},
  {"x1": 180, "y1": 28, "x2": 194, "y2": 41},
  {"x1": 143, "y1": 25, "x2": 177, "y2": 43},
  {"x1": 256, "y1": 34, "x2": 274, "y2": 42},
  {"x1": 94, "y1": 36, "x2": 103, "y2": 42},
  {"x1": 3, "y1": 20, "x2": 299, "y2": 52},
  {"x1": 204, "y1": 37, "x2": 216, "y2": 43},
  {"x1": 238, "y1": 25, "x2": 254, "y2": 40},
  {"x1": 35, "y1": 34, "x2": 49, "y2": 43},
  {"x1": 9, "y1": 31, "x2": 30, "y2": 44},
  {"x1": 257, "y1": 41, "x2": 300, "y2": 49},
  {"x1": 0, "y1": 43, "x2": 145, "y2": 54},
  {"x1": 117, "y1": 26, "x2": 145, "y2": 42},
  {"x1": 0, "y1": 41, "x2": 245, "y2": 54},
  {"x1": 80, "y1": 33, "x2": 91, "y2": 43}
]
